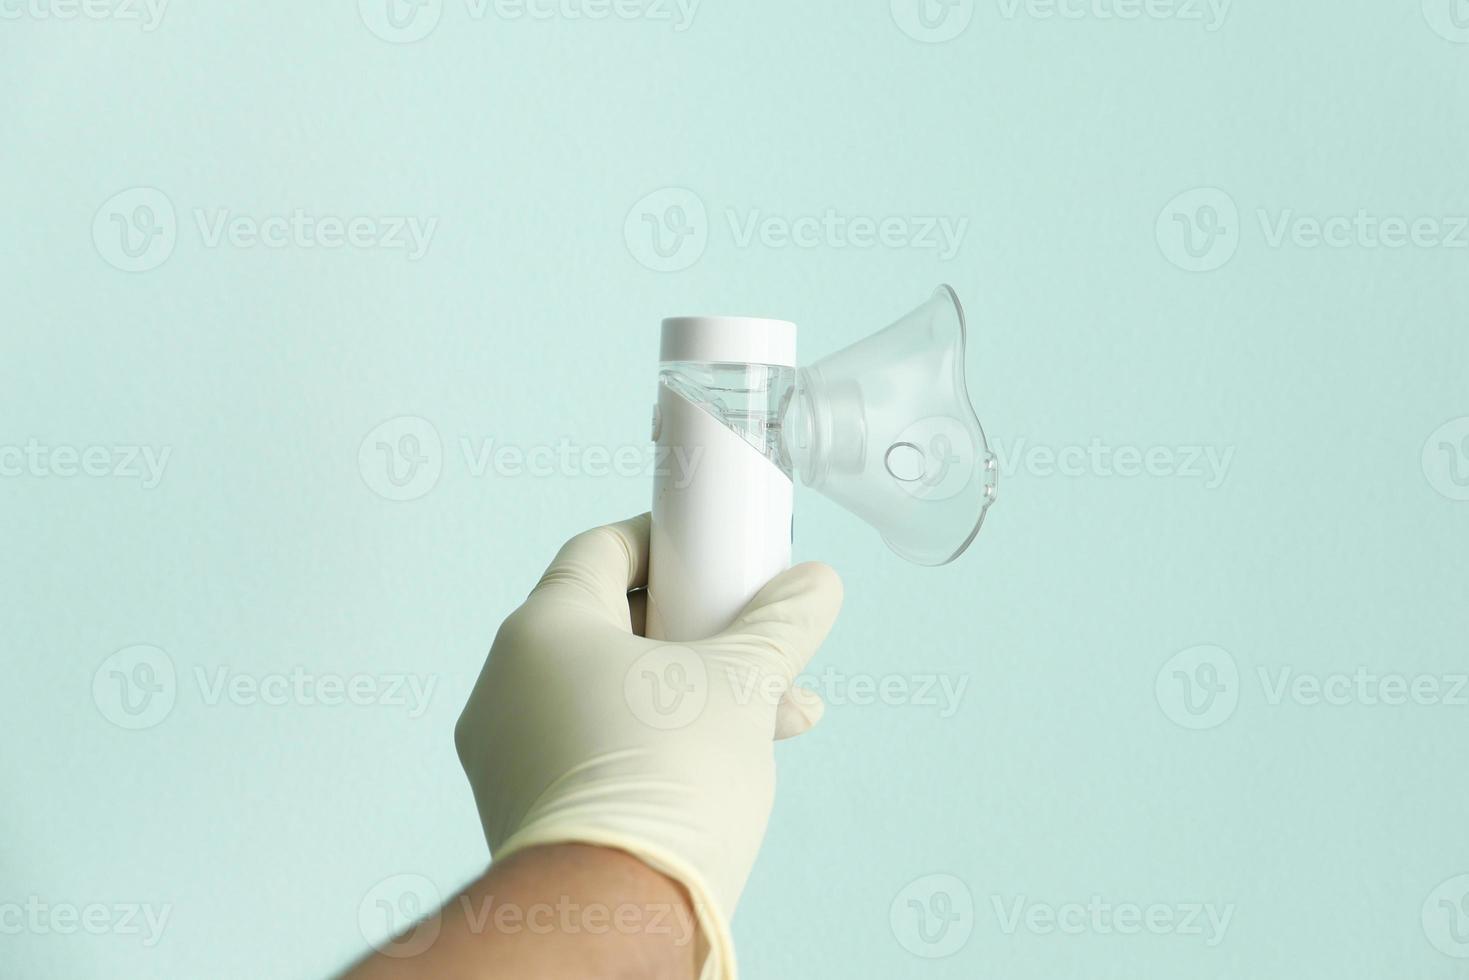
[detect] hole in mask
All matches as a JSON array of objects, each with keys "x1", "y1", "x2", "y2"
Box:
[{"x1": 884, "y1": 441, "x2": 927, "y2": 483}]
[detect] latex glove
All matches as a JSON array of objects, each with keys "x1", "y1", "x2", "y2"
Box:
[{"x1": 455, "y1": 513, "x2": 842, "y2": 980}]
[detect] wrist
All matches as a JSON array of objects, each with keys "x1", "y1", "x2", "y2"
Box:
[
  {"x1": 467, "y1": 844, "x2": 702, "y2": 980},
  {"x1": 491, "y1": 827, "x2": 736, "y2": 980}
]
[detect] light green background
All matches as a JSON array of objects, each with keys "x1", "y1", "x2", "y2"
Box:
[{"x1": 3, "y1": 1, "x2": 1468, "y2": 977}]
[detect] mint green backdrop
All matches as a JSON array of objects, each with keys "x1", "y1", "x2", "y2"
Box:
[{"x1": 3, "y1": 1, "x2": 1467, "y2": 977}]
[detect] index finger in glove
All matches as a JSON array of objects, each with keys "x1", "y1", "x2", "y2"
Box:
[
  {"x1": 526, "y1": 513, "x2": 650, "y2": 630},
  {"x1": 706, "y1": 561, "x2": 844, "y2": 683}
]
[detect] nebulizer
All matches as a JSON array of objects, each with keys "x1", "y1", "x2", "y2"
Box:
[{"x1": 646, "y1": 285, "x2": 998, "y2": 641}]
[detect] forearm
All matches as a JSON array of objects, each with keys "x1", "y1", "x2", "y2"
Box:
[{"x1": 342, "y1": 844, "x2": 700, "y2": 980}]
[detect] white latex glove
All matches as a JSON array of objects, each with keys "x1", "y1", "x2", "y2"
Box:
[{"x1": 455, "y1": 513, "x2": 842, "y2": 980}]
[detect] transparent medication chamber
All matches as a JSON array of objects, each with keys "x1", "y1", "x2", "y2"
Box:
[{"x1": 658, "y1": 362, "x2": 797, "y2": 480}]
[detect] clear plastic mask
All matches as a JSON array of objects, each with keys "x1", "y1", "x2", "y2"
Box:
[{"x1": 786, "y1": 285, "x2": 997, "y2": 565}]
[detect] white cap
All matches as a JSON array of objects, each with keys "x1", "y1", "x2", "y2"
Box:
[{"x1": 659, "y1": 315, "x2": 797, "y2": 367}]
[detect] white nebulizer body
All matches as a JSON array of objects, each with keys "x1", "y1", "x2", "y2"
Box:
[
  {"x1": 646, "y1": 287, "x2": 1000, "y2": 643},
  {"x1": 646, "y1": 316, "x2": 798, "y2": 641}
]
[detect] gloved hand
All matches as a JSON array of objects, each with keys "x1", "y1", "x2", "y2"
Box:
[{"x1": 454, "y1": 513, "x2": 842, "y2": 980}]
